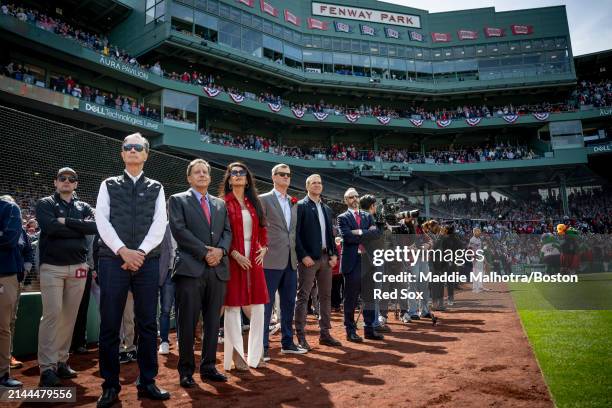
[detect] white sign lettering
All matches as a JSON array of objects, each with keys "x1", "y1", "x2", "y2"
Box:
[
  {"x1": 83, "y1": 102, "x2": 160, "y2": 131},
  {"x1": 312, "y1": 2, "x2": 421, "y2": 28}
]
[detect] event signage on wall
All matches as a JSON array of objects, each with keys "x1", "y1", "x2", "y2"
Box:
[{"x1": 312, "y1": 2, "x2": 421, "y2": 28}]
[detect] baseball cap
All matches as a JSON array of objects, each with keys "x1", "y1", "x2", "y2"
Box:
[{"x1": 57, "y1": 167, "x2": 78, "y2": 178}]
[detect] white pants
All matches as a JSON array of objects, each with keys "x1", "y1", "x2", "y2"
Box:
[
  {"x1": 472, "y1": 261, "x2": 485, "y2": 292},
  {"x1": 224, "y1": 304, "x2": 264, "y2": 370}
]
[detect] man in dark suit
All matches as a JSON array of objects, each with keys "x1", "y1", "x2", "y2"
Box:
[
  {"x1": 294, "y1": 174, "x2": 340, "y2": 350},
  {"x1": 337, "y1": 188, "x2": 383, "y2": 342},
  {"x1": 168, "y1": 159, "x2": 232, "y2": 388}
]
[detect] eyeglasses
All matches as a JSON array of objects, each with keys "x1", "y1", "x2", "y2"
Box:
[
  {"x1": 230, "y1": 169, "x2": 247, "y2": 177},
  {"x1": 58, "y1": 175, "x2": 77, "y2": 183},
  {"x1": 123, "y1": 143, "x2": 145, "y2": 152},
  {"x1": 347, "y1": 195, "x2": 359, "y2": 199},
  {"x1": 275, "y1": 172, "x2": 291, "y2": 178}
]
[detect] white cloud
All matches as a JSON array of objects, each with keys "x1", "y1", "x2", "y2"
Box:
[{"x1": 380, "y1": 0, "x2": 612, "y2": 55}]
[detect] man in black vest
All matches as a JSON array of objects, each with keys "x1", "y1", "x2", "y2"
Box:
[{"x1": 95, "y1": 133, "x2": 169, "y2": 408}]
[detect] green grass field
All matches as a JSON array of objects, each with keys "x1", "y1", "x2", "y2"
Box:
[{"x1": 508, "y1": 273, "x2": 612, "y2": 408}]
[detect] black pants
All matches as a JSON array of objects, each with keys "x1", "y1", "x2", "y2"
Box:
[
  {"x1": 71, "y1": 269, "x2": 93, "y2": 350},
  {"x1": 174, "y1": 272, "x2": 226, "y2": 377},
  {"x1": 331, "y1": 274, "x2": 344, "y2": 308}
]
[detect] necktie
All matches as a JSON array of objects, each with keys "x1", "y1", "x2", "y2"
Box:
[
  {"x1": 355, "y1": 211, "x2": 361, "y2": 227},
  {"x1": 200, "y1": 196, "x2": 211, "y2": 225}
]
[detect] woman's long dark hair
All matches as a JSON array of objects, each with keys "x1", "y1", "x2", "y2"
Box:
[{"x1": 219, "y1": 161, "x2": 266, "y2": 225}]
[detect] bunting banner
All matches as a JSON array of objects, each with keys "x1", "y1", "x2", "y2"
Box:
[
  {"x1": 202, "y1": 86, "x2": 221, "y2": 97},
  {"x1": 334, "y1": 21, "x2": 351, "y2": 33},
  {"x1": 409, "y1": 30, "x2": 423, "y2": 42},
  {"x1": 436, "y1": 119, "x2": 452, "y2": 128},
  {"x1": 229, "y1": 92, "x2": 245, "y2": 104},
  {"x1": 345, "y1": 113, "x2": 360, "y2": 123},
  {"x1": 466, "y1": 117, "x2": 482, "y2": 126},
  {"x1": 384, "y1": 27, "x2": 400, "y2": 39},
  {"x1": 268, "y1": 102, "x2": 282, "y2": 112},
  {"x1": 457, "y1": 30, "x2": 478, "y2": 40},
  {"x1": 376, "y1": 116, "x2": 391, "y2": 125},
  {"x1": 284, "y1": 9, "x2": 300, "y2": 26},
  {"x1": 313, "y1": 112, "x2": 329, "y2": 121},
  {"x1": 484, "y1": 27, "x2": 504, "y2": 38},
  {"x1": 409, "y1": 118, "x2": 424, "y2": 127},
  {"x1": 431, "y1": 32, "x2": 451, "y2": 43},
  {"x1": 260, "y1": 0, "x2": 278, "y2": 17},
  {"x1": 291, "y1": 108, "x2": 305, "y2": 118},
  {"x1": 308, "y1": 18, "x2": 328, "y2": 30},
  {"x1": 237, "y1": 0, "x2": 254, "y2": 6},
  {"x1": 533, "y1": 112, "x2": 550, "y2": 121},
  {"x1": 503, "y1": 114, "x2": 519, "y2": 123},
  {"x1": 511, "y1": 24, "x2": 534, "y2": 35},
  {"x1": 360, "y1": 24, "x2": 376, "y2": 36}
]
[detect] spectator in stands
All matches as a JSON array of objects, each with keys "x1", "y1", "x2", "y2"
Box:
[
  {"x1": 95, "y1": 133, "x2": 169, "y2": 406},
  {"x1": 35, "y1": 167, "x2": 97, "y2": 387},
  {"x1": 0, "y1": 195, "x2": 23, "y2": 388},
  {"x1": 219, "y1": 162, "x2": 269, "y2": 370},
  {"x1": 259, "y1": 164, "x2": 307, "y2": 362},
  {"x1": 294, "y1": 174, "x2": 340, "y2": 350}
]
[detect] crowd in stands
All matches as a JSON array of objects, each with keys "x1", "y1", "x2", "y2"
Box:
[
  {"x1": 4, "y1": 3, "x2": 612, "y2": 124},
  {"x1": 2, "y1": 62, "x2": 162, "y2": 121},
  {"x1": 201, "y1": 130, "x2": 537, "y2": 164}
]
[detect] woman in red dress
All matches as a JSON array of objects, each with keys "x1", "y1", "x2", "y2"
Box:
[{"x1": 219, "y1": 162, "x2": 269, "y2": 370}]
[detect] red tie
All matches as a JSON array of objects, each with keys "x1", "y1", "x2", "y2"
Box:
[
  {"x1": 200, "y1": 196, "x2": 211, "y2": 225},
  {"x1": 355, "y1": 211, "x2": 361, "y2": 227}
]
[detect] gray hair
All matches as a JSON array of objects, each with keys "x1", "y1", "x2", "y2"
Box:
[{"x1": 123, "y1": 132, "x2": 150, "y2": 152}]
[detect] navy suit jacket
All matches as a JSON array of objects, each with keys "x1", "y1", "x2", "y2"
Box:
[
  {"x1": 337, "y1": 210, "x2": 380, "y2": 275},
  {"x1": 295, "y1": 196, "x2": 337, "y2": 261}
]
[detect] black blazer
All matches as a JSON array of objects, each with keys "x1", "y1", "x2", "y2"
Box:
[
  {"x1": 168, "y1": 190, "x2": 232, "y2": 281},
  {"x1": 295, "y1": 196, "x2": 337, "y2": 261},
  {"x1": 338, "y1": 210, "x2": 381, "y2": 274}
]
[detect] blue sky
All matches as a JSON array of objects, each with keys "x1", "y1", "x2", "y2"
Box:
[{"x1": 382, "y1": 0, "x2": 612, "y2": 55}]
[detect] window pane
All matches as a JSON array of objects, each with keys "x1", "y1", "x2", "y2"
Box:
[
  {"x1": 263, "y1": 34, "x2": 283, "y2": 52},
  {"x1": 195, "y1": 11, "x2": 217, "y2": 30},
  {"x1": 303, "y1": 50, "x2": 323, "y2": 62},
  {"x1": 333, "y1": 52, "x2": 351, "y2": 65},
  {"x1": 284, "y1": 43, "x2": 302, "y2": 60}
]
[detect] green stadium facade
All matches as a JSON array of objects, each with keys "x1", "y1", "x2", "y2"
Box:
[{"x1": 1, "y1": 0, "x2": 611, "y2": 218}]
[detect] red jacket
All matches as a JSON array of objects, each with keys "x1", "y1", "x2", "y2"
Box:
[{"x1": 223, "y1": 192, "x2": 269, "y2": 306}]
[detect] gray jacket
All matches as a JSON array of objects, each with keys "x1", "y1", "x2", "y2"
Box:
[{"x1": 259, "y1": 189, "x2": 298, "y2": 270}]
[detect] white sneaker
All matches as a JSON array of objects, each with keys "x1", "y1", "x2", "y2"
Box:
[
  {"x1": 401, "y1": 313, "x2": 412, "y2": 324},
  {"x1": 158, "y1": 342, "x2": 169, "y2": 355},
  {"x1": 270, "y1": 323, "x2": 281, "y2": 335}
]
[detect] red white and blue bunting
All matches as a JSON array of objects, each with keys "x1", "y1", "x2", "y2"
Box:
[
  {"x1": 229, "y1": 92, "x2": 245, "y2": 104},
  {"x1": 268, "y1": 102, "x2": 282, "y2": 112},
  {"x1": 376, "y1": 116, "x2": 391, "y2": 125},
  {"x1": 466, "y1": 117, "x2": 482, "y2": 126},
  {"x1": 313, "y1": 112, "x2": 329, "y2": 121},
  {"x1": 202, "y1": 86, "x2": 220, "y2": 97},
  {"x1": 291, "y1": 108, "x2": 305, "y2": 119},
  {"x1": 503, "y1": 114, "x2": 519, "y2": 124},
  {"x1": 345, "y1": 113, "x2": 360, "y2": 123},
  {"x1": 436, "y1": 119, "x2": 452, "y2": 128},
  {"x1": 533, "y1": 112, "x2": 550, "y2": 121},
  {"x1": 409, "y1": 118, "x2": 424, "y2": 127}
]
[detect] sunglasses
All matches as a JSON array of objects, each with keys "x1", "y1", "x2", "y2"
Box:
[
  {"x1": 58, "y1": 175, "x2": 77, "y2": 183},
  {"x1": 230, "y1": 169, "x2": 247, "y2": 177},
  {"x1": 275, "y1": 171, "x2": 291, "y2": 178},
  {"x1": 123, "y1": 143, "x2": 145, "y2": 152}
]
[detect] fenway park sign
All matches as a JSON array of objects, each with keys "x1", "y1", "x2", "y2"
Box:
[{"x1": 312, "y1": 2, "x2": 421, "y2": 28}]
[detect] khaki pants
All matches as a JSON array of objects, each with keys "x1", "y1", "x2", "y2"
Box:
[
  {"x1": 10, "y1": 283, "x2": 22, "y2": 354},
  {"x1": 295, "y1": 254, "x2": 332, "y2": 337},
  {"x1": 38, "y1": 263, "x2": 87, "y2": 371},
  {"x1": 120, "y1": 291, "x2": 136, "y2": 353},
  {"x1": 0, "y1": 275, "x2": 19, "y2": 377}
]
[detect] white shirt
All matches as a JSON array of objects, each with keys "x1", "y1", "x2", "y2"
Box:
[
  {"x1": 96, "y1": 170, "x2": 167, "y2": 255},
  {"x1": 311, "y1": 197, "x2": 327, "y2": 250},
  {"x1": 273, "y1": 188, "x2": 291, "y2": 230}
]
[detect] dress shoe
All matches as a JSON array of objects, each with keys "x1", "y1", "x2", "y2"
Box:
[
  {"x1": 410, "y1": 314, "x2": 421, "y2": 320},
  {"x1": 57, "y1": 362, "x2": 78, "y2": 379},
  {"x1": 281, "y1": 344, "x2": 309, "y2": 354},
  {"x1": 319, "y1": 336, "x2": 342, "y2": 347},
  {"x1": 374, "y1": 324, "x2": 391, "y2": 333},
  {"x1": 137, "y1": 383, "x2": 170, "y2": 400},
  {"x1": 200, "y1": 368, "x2": 228, "y2": 382},
  {"x1": 297, "y1": 336, "x2": 312, "y2": 351},
  {"x1": 0, "y1": 373, "x2": 22, "y2": 387},
  {"x1": 10, "y1": 356, "x2": 23, "y2": 369},
  {"x1": 180, "y1": 376, "x2": 196, "y2": 388},
  {"x1": 263, "y1": 349, "x2": 271, "y2": 362},
  {"x1": 364, "y1": 331, "x2": 385, "y2": 340},
  {"x1": 96, "y1": 388, "x2": 118, "y2": 408},
  {"x1": 346, "y1": 333, "x2": 363, "y2": 343},
  {"x1": 39, "y1": 368, "x2": 60, "y2": 387}
]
